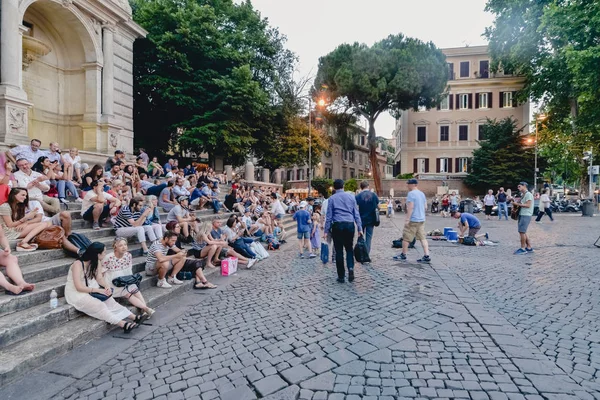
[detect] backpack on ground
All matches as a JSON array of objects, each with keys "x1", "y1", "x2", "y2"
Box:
[
  {"x1": 462, "y1": 236, "x2": 477, "y2": 246},
  {"x1": 392, "y1": 237, "x2": 416, "y2": 249}
]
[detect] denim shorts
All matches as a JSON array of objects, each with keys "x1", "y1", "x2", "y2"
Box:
[
  {"x1": 297, "y1": 231, "x2": 310, "y2": 240},
  {"x1": 518, "y1": 215, "x2": 532, "y2": 233}
]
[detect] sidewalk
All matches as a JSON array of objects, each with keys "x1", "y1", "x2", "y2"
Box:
[{"x1": 1, "y1": 213, "x2": 599, "y2": 399}]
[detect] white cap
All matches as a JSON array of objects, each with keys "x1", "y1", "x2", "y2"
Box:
[{"x1": 299, "y1": 201, "x2": 307, "y2": 208}]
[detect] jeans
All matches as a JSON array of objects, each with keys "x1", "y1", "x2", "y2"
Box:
[
  {"x1": 232, "y1": 238, "x2": 257, "y2": 258},
  {"x1": 57, "y1": 180, "x2": 78, "y2": 199},
  {"x1": 362, "y1": 225, "x2": 374, "y2": 255},
  {"x1": 498, "y1": 202, "x2": 508, "y2": 220},
  {"x1": 116, "y1": 225, "x2": 163, "y2": 243},
  {"x1": 146, "y1": 183, "x2": 167, "y2": 197},
  {"x1": 535, "y1": 207, "x2": 554, "y2": 221},
  {"x1": 331, "y1": 222, "x2": 355, "y2": 279},
  {"x1": 211, "y1": 199, "x2": 221, "y2": 213}
]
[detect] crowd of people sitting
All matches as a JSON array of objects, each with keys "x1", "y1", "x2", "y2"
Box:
[{"x1": 0, "y1": 140, "x2": 293, "y2": 333}]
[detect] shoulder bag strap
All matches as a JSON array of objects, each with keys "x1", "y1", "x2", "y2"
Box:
[{"x1": 81, "y1": 260, "x2": 88, "y2": 287}]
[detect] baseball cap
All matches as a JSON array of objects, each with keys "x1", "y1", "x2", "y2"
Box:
[
  {"x1": 518, "y1": 181, "x2": 528, "y2": 187},
  {"x1": 176, "y1": 195, "x2": 189, "y2": 203},
  {"x1": 407, "y1": 178, "x2": 418, "y2": 185},
  {"x1": 299, "y1": 201, "x2": 307, "y2": 208}
]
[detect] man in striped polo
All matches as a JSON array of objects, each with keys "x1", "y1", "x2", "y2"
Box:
[{"x1": 113, "y1": 197, "x2": 163, "y2": 255}]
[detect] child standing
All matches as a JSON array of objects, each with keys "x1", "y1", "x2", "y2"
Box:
[
  {"x1": 293, "y1": 201, "x2": 314, "y2": 258},
  {"x1": 310, "y1": 210, "x2": 321, "y2": 254}
]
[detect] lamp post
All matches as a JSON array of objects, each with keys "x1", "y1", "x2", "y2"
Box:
[
  {"x1": 584, "y1": 149, "x2": 593, "y2": 199},
  {"x1": 307, "y1": 98, "x2": 326, "y2": 197},
  {"x1": 533, "y1": 114, "x2": 547, "y2": 193}
]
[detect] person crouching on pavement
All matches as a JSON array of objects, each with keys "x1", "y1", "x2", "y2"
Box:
[{"x1": 451, "y1": 211, "x2": 488, "y2": 240}]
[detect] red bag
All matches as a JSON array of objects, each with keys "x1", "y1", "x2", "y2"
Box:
[{"x1": 0, "y1": 184, "x2": 9, "y2": 205}]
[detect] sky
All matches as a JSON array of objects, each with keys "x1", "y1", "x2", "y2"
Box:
[{"x1": 245, "y1": 0, "x2": 495, "y2": 138}]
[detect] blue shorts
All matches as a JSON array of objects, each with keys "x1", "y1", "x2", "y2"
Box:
[
  {"x1": 82, "y1": 204, "x2": 110, "y2": 221},
  {"x1": 254, "y1": 229, "x2": 264, "y2": 238},
  {"x1": 297, "y1": 231, "x2": 310, "y2": 240},
  {"x1": 518, "y1": 215, "x2": 532, "y2": 233}
]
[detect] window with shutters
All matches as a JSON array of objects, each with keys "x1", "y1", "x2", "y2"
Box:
[
  {"x1": 417, "y1": 126, "x2": 426, "y2": 142},
  {"x1": 459, "y1": 94, "x2": 469, "y2": 109},
  {"x1": 440, "y1": 95, "x2": 449, "y2": 110},
  {"x1": 459, "y1": 125, "x2": 468, "y2": 141},
  {"x1": 324, "y1": 167, "x2": 332, "y2": 179},
  {"x1": 358, "y1": 154, "x2": 362, "y2": 165},
  {"x1": 439, "y1": 158, "x2": 449, "y2": 173},
  {"x1": 417, "y1": 158, "x2": 427, "y2": 173},
  {"x1": 458, "y1": 157, "x2": 469, "y2": 173},
  {"x1": 503, "y1": 91, "x2": 513, "y2": 108},
  {"x1": 350, "y1": 168, "x2": 355, "y2": 179},
  {"x1": 479, "y1": 60, "x2": 489, "y2": 78},
  {"x1": 440, "y1": 125, "x2": 449, "y2": 141},
  {"x1": 349, "y1": 151, "x2": 355, "y2": 163},
  {"x1": 342, "y1": 150, "x2": 348, "y2": 161},
  {"x1": 478, "y1": 125, "x2": 486, "y2": 140},
  {"x1": 360, "y1": 135, "x2": 365, "y2": 146},
  {"x1": 478, "y1": 93, "x2": 488, "y2": 109},
  {"x1": 447, "y1": 63, "x2": 455, "y2": 80},
  {"x1": 460, "y1": 61, "x2": 470, "y2": 78}
]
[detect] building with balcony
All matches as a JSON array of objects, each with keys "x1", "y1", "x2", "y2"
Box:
[{"x1": 393, "y1": 45, "x2": 530, "y2": 178}]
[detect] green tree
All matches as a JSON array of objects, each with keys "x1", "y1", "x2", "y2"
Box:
[
  {"x1": 465, "y1": 118, "x2": 537, "y2": 191},
  {"x1": 485, "y1": 0, "x2": 600, "y2": 188},
  {"x1": 315, "y1": 34, "x2": 448, "y2": 194},
  {"x1": 311, "y1": 177, "x2": 334, "y2": 198},
  {"x1": 131, "y1": 0, "x2": 296, "y2": 165},
  {"x1": 343, "y1": 178, "x2": 358, "y2": 193}
]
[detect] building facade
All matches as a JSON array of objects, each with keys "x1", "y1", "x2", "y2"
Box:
[
  {"x1": 0, "y1": 0, "x2": 146, "y2": 159},
  {"x1": 393, "y1": 45, "x2": 530, "y2": 177}
]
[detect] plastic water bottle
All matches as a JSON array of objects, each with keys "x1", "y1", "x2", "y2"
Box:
[{"x1": 50, "y1": 290, "x2": 58, "y2": 309}]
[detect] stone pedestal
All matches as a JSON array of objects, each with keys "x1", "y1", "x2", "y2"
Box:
[
  {"x1": 245, "y1": 161, "x2": 255, "y2": 181},
  {"x1": 224, "y1": 165, "x2": 233, "y2": 182},
  {"x1": 261, "y1": 168, "x2": 270, "y2": 183},
  {"x1": 274, "y1": 169, "x2": 282, "y2": 184}
]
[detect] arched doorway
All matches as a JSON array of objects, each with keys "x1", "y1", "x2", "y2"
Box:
[{"x1": 21, "y1": 0, "x2": 100, "y2": 149}]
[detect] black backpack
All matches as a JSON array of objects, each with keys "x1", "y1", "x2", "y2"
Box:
[
  {"x1": 462, "y1": 236, "x2": 477, "y2": 246},
  {"x1": 392, "y1": 238, "x2": 416, "y2": 249}
]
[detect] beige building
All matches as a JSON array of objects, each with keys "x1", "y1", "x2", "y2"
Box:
[
  {"x1": 0, "y1": 0, "x2": 146, "y2": 161},
  {"x1": 394, "y1": 45, "x2": 530, "y2": 177}
]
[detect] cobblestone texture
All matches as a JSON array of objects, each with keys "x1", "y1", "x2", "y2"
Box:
[{"x1": 20, "y1": 213, "x2": 600, "y2": 398}]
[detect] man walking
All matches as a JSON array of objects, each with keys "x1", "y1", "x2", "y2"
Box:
[
  {"x1": 512, "y1": 182, "x2": 534, "y2": 254},
  {"x1": 324, "y1": 179, "x2": 362, "y2": 283},
  {"x1": 355, "y1": 181, "x2": 379, "y2": 258},
  {"x1": 393, "y1": 179, "x2": 431, "y2": 263},
  {"x1": 497, "y1": 187, "x2": 508, "y2": 220}
]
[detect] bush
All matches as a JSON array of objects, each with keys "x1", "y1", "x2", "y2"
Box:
[
  {"x1": 396, "y1": 173, "x2": 414, "y2": 179},
  {"x1": 344, "y1": 178, "x2": 358, "y2": 193},
  {"x1": 311, "y1": 177, "x2": 334, "y2": 198}
]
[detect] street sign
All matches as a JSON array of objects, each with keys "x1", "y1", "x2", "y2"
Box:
[{"x1": 588, "y1": 165, "x2": 599, "y2": 175}]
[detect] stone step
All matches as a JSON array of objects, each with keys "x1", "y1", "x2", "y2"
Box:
[
  {"x1": 8, "y1": 227, "x2": 114, "y2": 250},
  {"x1": 0, "y1": 274, "x2": 198, "y2": 387}
]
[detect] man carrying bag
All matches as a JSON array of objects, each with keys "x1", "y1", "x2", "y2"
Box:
[{"x1": 355, "y1": 181, "x2": 379, "y2": 262}]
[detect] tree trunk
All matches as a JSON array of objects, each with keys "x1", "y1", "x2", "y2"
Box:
[{"x1": 367, "y1": 119, "x2": 382, "y2": 195}]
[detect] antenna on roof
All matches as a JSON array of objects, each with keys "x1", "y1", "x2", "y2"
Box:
[{"x1": 462, "y1": 40, "x2": 471, "y2": 48}]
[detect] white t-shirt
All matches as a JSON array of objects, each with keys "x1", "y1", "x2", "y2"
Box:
[
  {"x1": 484, "y1": 194, "x2": 495, "y2": 206},
  {"x1": 62, "y1": 154, "x2": 81, "y2": 166},
  {"x1": 81, "y1": 191, "x2": 115, "y2": 215},
  {"x1": 13, "y1": 170, "x2": 49, "y2": 200}
]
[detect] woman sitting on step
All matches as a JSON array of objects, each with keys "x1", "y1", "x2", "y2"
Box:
[
  {"x1": 0, "y1": 188, "x2": 50, "y2": 252},
  {"x1": 101, "y1": 237, "x2": 155, "y2": 318},
  {"x1": 0, "y1": 227, "x2": 35, "y2": 294},
  {"x1": 65, "y1": 242, "x2": 146, "y2": 333}
]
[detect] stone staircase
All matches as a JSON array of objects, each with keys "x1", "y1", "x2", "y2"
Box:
[{"x1": 0, "y1": 190, "x2": 297, "y2": 387}]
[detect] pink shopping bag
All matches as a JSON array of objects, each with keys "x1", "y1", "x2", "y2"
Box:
[{"x1": 221, "y1": 257, "x2": 238, "y2": 276}]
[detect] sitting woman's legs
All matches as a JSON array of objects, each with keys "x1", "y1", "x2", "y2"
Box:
[{"x1": 200, "y1": 244, "x2": 218, "y2": 268}]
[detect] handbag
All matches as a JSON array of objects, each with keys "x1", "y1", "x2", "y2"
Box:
[
  {"x1": 112, "y1": 273, "x2": 142, "y2": 288},
  {"x1": 353, "y1": 236, "x2": 371, "y2": 263},
  {"x1": 33, "y1": 226, "x2": 65, "y2": 249},
  {"x1": 373, "y1": 208, "x2": 380, "y2": 227},
  {"x1": 320, "y1": 242, "x2": 329, "y2": 264}
]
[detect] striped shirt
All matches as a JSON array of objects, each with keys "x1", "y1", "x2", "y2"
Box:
[
  {"x1": 113, "y1": 206, "x2": 142, "y2": 229},
  {"x1": 145, "y1": 241, "x2": 174, "y2": 267}
]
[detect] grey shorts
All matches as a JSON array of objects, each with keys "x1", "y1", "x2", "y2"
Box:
[{"x1": 518, "y1": 215, "x2": 532, "y2": 233}]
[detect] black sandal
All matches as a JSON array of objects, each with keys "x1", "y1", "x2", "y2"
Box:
[
  {"x1": 123, "y1": 321, "x2": 137, "y2": 333},
  {"x1": 134, "y1": 313, "x2": 148, "y2": 325}
]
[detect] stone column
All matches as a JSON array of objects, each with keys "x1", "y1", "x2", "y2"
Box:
[
  {"x1": 245, "y1": 160, "x2": 255, "y2": 182},
  {"x1": 224, "y1": 165, "x2": 233, "y2": 182},
  {"x1": 101, "y1": 25, "x2": 115, "y2": 116},
  {"x1": 274, "y1": 169, "x2": 282, "y2": 184},
  {"x1": 262, "y1": 168, "x2": 270, "y2": 183},
  {"x1": 80, "y1": 62, "x2": 104, "y2": 151}
]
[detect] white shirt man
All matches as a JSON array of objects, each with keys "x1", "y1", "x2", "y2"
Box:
[
  {"x1": 7, "y1": 139, "x2": 44, "y2": 165},
  {"x1": 13, "y1": 158, "x2": 60, "y2": 215},
  {"x1": 45, "y1": 142, "x2": 62, "y2": 164}
]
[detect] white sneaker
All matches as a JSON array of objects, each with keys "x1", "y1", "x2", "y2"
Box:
[
  {"x1": 157, "y1": 279, "x2": 172, "y2": 288},
  {"x1": 247, "y1": 258, "x2": 256, "y2": 269},
  {"x1": 146, "y1": 307, "x2": 156, "y2": 319},
  {"x1": 75, "y1": 198, "x2": 83, "y2": 203},
  {"x1": 167, "y1": 276, "x2": 184, "y2": 285}
]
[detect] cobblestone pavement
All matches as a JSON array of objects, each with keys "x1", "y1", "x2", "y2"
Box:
[{"x1": 4, "y1": 213, "x2": 600, "y2": 400}]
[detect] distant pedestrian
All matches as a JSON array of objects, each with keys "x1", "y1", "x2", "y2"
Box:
[
  {"x1": 483, "y1": 190, "x2": 495, "y2": 220},
  {"x1": 324, "y1": 179, "x2": 363, "y2": 283},
  {"x1": 496, "y1": 187, "x2": 508, "y2": 220},
  {"x1": 393, "y1": 179, "x2": 431, "y2": 263},
  {"x1": 512, "y1": 182, "x2": 534, "y2": 255},
  {"x1": 355, "y1": 181, "x2": 379, "y2": 258},
  {"x1": 450, "y1": 191, "x2": 460, "y2": 213},
  {"x1": 293, "y1": 201, "x2": 314, "y2": 259},
  {"x1": 535, "y1": 188, "x2": 554, "y2": 223}
]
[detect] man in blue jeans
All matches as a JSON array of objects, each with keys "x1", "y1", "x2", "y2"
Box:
[
  {"x1": 355, "y1": 181, "x2": 379, "y2": 260},
  {"x1": 324, "y1": 179, "x2": 363, "y2": 283},
  {"x1": 497, "y1": 187, "x2": 508, "y2": 220}
]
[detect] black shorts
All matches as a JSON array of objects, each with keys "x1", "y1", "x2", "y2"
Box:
[
  {"x1": 485, "y1": 205, "x2": 493, "y2": 215},
  {"x1": 168, "y1": 258, "x2": 206, "y2": 277}
]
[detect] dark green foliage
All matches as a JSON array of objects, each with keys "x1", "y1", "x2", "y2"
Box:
[
  {"x1": 465, "y1": 118, "x2": 538, "y2": 191},
  {"x1": 311, "y1": 178, "x2": 334, "y2": 198},
  {"x1": 343, "y1": 178, "x2": 358, "y2": 193}
]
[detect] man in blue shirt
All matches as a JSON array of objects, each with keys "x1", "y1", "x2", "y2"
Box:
[
  {"x1": 355, "y1": 181, "x2": 379, "y2": 257},
  {"x1": 324, "y1": 179, "x2": 363, "y2": 283},
  {"x1": 393, "y1": 179, "x2": 431, "y2": 263},
  {"x1": 451, "y1": 211, "x2": 488, "y2": 239},
  {"x1": 293, "y1": 201, "x2": 314, "y2": 259}
]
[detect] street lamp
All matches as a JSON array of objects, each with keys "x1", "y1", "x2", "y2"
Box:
[
  {"x1": 584, "y1": 149, "x2": 593, "y2": 199},
  {"x1": 533, "y1": 114, "x2": 547, "y2": 193}
]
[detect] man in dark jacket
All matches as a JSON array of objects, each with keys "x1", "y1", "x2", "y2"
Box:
[{"x1": 355, "y1": 181, "x2": 379, "y2": 257}]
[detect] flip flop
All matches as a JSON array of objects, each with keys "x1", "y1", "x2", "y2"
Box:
[
  {"x1": 194, "y1": 282, "x2": 217, "y2": 290},
  {"x1": 5, "y1": 290, "x2": 26, "y2": 296}
]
